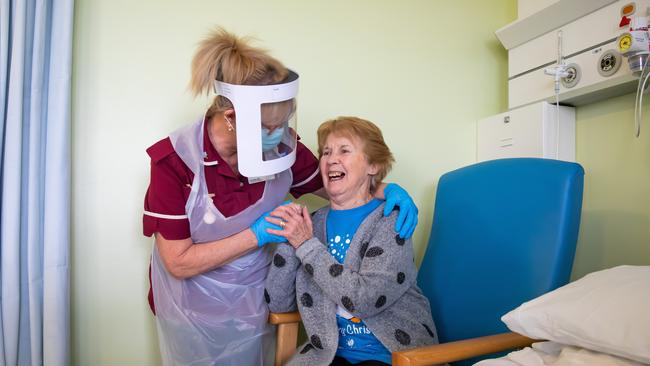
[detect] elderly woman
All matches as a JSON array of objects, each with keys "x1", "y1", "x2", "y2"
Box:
[{"x1": 264, "y1": 117, "x2": 439, "y2": 366}]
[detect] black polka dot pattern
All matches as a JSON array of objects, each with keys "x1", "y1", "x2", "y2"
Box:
[
  {"x1": 422, "y1": 323, "x2": 435, "y2": 338},
  {"x1": 310, "y1": 334, "x2": 323, "y2": 349},
  {"x1": 359, "y1": 242, "x2": 369, "y2": 258},
  {"x1": 397, "y1": 272, "x2": 406, "y2": 284},
  {"x1": 375, "y1": 295, "x2": 386, "y2": 308},
  {"x1": 395, "y1": 329, "x2": 411, "y2": 345},
  {"x1": 264, "y1": 289, "x2": 270, "y2": 304},
  {"x1": 329, "y1": 263, "x2": 343, "y2": 277},
  {"x1": 341, "y1": 296, "x2": 355, "y2": 312},
  {"x1": 273, "y1": 253, "x2": 286, "y2": 267},
  {"x1": 300, "y1": 293, "x2": 313, "y2": 307},
  {"x1": 300, "y1": 344, "x2": 314, "y2": 354},
  {"x1": 365, "y1": 246, "x2": 384, "y2": 257},
  {"x1": 304, "y1": 263, "x2": 314, "y2": 276},
  {"x1": 395, "y1": 235, "x2": 405, "y2": 246}
]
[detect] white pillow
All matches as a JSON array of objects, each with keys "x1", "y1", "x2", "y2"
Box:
[{"x1": 502, "y1": 265, "x2": 650, "y2": 364}]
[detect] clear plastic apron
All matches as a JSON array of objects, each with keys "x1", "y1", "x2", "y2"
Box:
[{"x1": 152, "y1": 117, "x2": 292, "y2": 366}]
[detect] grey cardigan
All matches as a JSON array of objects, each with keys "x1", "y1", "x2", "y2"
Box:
[{"x1": 265, "y1": 203, "x2": 439, "y2": 365}]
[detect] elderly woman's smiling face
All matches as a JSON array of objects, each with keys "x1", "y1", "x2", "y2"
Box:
[{"x1": 320, "y1": 133, "x2": 378, "y2": 210}]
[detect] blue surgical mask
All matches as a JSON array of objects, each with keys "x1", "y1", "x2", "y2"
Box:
[{"x1": 262, "y1": 127, "x2": 285, "y2": 152}]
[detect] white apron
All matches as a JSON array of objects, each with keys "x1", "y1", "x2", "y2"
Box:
[{"x1": 151, "y1": 117, "x2": 292, "y2": 366}]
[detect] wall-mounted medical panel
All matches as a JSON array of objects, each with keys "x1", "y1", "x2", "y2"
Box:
[
  {"x1": 500, "y1": 0, "x2": 649, "y2": 109},
  {"x1": 497, "y1": 0, "x2": 617, "y2": 51},
  {"x1": 477, "y1": 102, "x2": 575, "y2": 162},
  {"x1": 509, "y1": 40, "x2": 639, "y2": 108},
  {"x1": 508, "y1": 1, "x2": 624, "y2": 77}
]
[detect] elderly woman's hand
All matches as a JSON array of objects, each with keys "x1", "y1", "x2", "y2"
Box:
[{"x1": 266, "y1": 203, "x2": 313, "y2": 249}]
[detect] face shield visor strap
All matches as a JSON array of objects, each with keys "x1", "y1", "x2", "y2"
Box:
[{"x1": 214, "y1": 70, "x2": 299, "y2": 178}]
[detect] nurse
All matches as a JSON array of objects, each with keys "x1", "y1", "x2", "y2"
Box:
[{"x1": 142, "y1": 28, "x2": 418, "y2": 366}]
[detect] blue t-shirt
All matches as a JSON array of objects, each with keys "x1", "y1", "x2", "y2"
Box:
[{"x1": 326, "y1": 199, "x2": 392, "y2": 364}]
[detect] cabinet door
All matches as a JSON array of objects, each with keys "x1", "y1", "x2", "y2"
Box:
[{"x1": 477, "y1": 103, "x2": 545, "y2": 161}]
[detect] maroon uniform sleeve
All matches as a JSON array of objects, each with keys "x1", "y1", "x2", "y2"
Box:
[
  {"x1": 289, "y1": 140, "x2": 323, "y2": 198},
  {"x1": 143, "y1": 138, "x2": 193, "y2": 240}
]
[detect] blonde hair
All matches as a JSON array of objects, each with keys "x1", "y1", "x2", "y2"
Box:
[
  {"x1": 190, "y1": 27, "x2": 289, "y2": 117},
  {"x1": 317, "y1": 117, "x2": 394, "y2": 193}
]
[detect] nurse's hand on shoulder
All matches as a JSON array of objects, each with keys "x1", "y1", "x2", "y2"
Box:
[
  {"x1": 266, "y1": 203, "x2": 313, "y2": 249},
  {"x1": 383, "y1": 183, "x2": 418, "y2": 239},
  {"x1": 250, "y1": 209, "x2": 289, "y2": 247}
]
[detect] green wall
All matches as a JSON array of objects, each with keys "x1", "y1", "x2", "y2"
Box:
[{"x1": 573, "y1": 93, "x2": 650, "y2": 279}]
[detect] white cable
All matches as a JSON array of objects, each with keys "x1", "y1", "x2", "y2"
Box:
[
  {"x1": 638, "y1": 72, "x2": 649, "y2": 137},
  {"x1": 555, "y1": 30, "x2": 563, "y2": 159},
  {"x1": 635, "y1": 56, "x2": 650, "y2": 137},
  {"x1": 637, "y1": 59, "x2": 650, "y2": 131},
  {"x1": 556, "y1": 91, "x2": 560, "y2": 159},
  {"x1": 637, "y1": 70, "x2": 650, "y2": 137},
  {"x1": 634, "y1": 59, "x2": 646, "y2": 137},
  {"x1": 635, "y1": 74, "x2": 641, "y2": 137},
  {"x1": 557, "y1": 30, "x2": 564, "y2": 66},
  {"x1": 635, "y1": 81, "x2": 642, "y2": 137}
]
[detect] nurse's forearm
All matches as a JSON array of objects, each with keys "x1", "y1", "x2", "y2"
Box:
[{"x1": 155, "y1": 229, "x2": 258, "y2": 279}]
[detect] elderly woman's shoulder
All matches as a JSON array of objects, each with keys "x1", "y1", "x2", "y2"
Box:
[{"x1": 371, "y1": 202, "x2": 400, "y2": 224}]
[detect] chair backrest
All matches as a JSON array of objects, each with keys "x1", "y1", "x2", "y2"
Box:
[{"x1": 418, "y1": 158, "x2": 584, "y2": 346}]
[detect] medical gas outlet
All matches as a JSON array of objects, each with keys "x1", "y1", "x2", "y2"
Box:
[
  {"x1": 543, "y1": 30, "x2": 581, "y2": 120},
  {"x1": 560, "y1": 64, "x2": 581, "y2": 89},
  {"x1": 617, "y1": 16, "x2": 650, "y2": 72},
  {"x1": 598, "y1": 50, "x2": 622, "y2": 77}
]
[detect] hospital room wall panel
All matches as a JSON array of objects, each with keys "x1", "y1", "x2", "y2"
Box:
[{"x1": 573, "y1": 92, "x2": 650, "y2": 279}]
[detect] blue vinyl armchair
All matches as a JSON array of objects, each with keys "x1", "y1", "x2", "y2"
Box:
[{"x1": 392, "y1": 158, "x2": 585, "y2": 365}]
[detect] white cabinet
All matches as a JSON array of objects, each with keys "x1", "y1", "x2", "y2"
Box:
[{"x1": 477, "y1": 102, "x2": 575, "y2": 162}]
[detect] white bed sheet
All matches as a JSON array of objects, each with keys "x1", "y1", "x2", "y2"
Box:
[{"x1": 474, "y1": 342, "x2": 647, "y2": 366}]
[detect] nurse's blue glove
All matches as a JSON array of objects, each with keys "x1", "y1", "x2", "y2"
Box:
[
  {"x1": 383, "y1": 183, "x2": 418, "y2": 239},
  {"x1": 250, "y1": 201, "x2": 291, "y2": 247}
]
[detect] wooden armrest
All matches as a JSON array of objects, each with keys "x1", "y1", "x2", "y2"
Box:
[
  {"x1": 392, "y1": 332, "x2": 537, "y2": 366},
  {"x1": 268, "y1": 311, "x2": 301, "y2": 325},
  {"x1": 269, "y1": 312, "x2": 302, "y2": 365}
]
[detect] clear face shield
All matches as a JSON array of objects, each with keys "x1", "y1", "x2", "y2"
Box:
[{"x1": 214, "y1": 71, "x2": 299, "y2": 179}]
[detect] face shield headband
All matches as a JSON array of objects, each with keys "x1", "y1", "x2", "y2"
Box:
[{"x1": 214, "y1": 70, "x2": 299, "y2": 178}]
